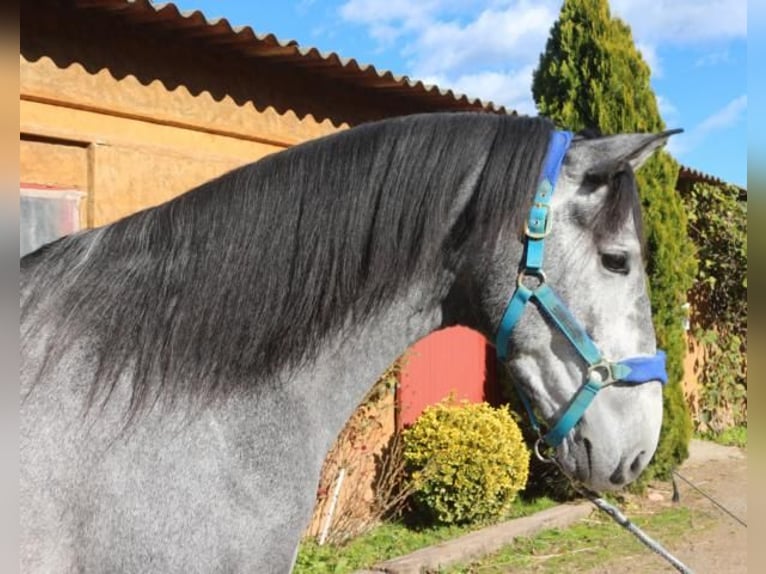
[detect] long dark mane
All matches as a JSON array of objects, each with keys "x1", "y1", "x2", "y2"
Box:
[{"x1": 22, "y1": 113, "x2": 560, "y2": 415}]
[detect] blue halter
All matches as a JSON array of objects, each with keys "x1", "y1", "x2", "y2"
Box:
[{"x1": 495, "y1": 130, "x2": 667, "y2": 449}]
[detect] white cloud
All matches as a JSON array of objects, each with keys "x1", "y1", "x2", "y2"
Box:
[
  {"x1": 338, "y1": 0, "x2": 745, "y2": 114},
  {"x1": 407, "y1": 4, "x2": 556, "y2": 77},
  {"x1": 667, "y1": 95, "x2": 747, "y2": 156},
  {"x1": 339, "y1": 0, "x2": 557, "y2": 111},
  {"x1": 635, "y1": 42, "x2": 662, "y2": 78},
  {"x1": 695, "y1": 50, "x2": 733, "y2": 68},
  {"x1": 610, "y1": 1, "x2": 745, "y2": 81},
  {"x1": 664, "y1": 138, "x2": 683, "y2": 157},
  {"x1": 367, "y1": 22, "x2": 406, "y2": 45},
  {"x1": 698, "y1": 95, "x2": 747, "y2": 133},
  {"x1": 610, "y1": 0, "x2": 746, "y2": 44},
  {"x1": 656, "y1": 95, "x2": 679, "y2": 125},
  {"x1": 423, "y1": 66, "x2": 539, "y2": 115},
  {"x1": 339, "y1": 0, "x2": 439, "y2": 27}
]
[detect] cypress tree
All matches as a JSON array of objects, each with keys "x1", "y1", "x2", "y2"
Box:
[{"x1": 532, "y1": 0, "x2": 696, "y2": 480}]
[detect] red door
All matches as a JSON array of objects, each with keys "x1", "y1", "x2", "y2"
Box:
[{"x1": 396, "y1": 326, "x2": 498, "y2": 428}]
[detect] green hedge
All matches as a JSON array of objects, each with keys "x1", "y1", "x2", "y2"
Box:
[{"x1": 682, "y1": 182, "x2": 747, "y2": 434}]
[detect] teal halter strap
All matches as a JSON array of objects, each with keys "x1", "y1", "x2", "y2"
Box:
[{"x1": 495, "y1": 130, "x2": 667, "y2": 448}]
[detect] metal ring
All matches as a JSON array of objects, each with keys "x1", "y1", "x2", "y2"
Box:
[
  {"x1": 533, "y1": 437, "x2": 556, "y2": 464},
  {"x1": 588, "y1": 362, "x2": 614, "y2": 385},
  {"x1": 517, "y1": 269, "x2": 546, "y2": 288}
]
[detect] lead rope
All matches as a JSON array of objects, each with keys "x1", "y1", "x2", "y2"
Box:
[
  {"x1": 672, "y1": 469, "x2": 747, "y2": 527},
  {"x1": 536, "y1": 444, "x2": 695, "y2": 574},
  {"x1": 582, "y1": 491, "x2": 694, "y2": 574}
]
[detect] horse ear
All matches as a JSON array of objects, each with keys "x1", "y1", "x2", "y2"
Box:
[{"x1": 567, "y1": 129, "x2": 683, "y2": 178}]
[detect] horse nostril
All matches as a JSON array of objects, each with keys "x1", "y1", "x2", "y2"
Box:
[
  {"x1": 611, "y1": 451, "x2": 647, "y2": 485},
  {"x1": 630, "y1": 451, "x2": 646, "y2": 474},
  {"x1": 609, "y1": 461, "x2": 626, "y2": 485}
]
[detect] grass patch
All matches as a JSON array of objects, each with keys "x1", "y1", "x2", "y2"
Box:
[
  {"x1": 294, "y1": 497, "x2": 557, "y2": 574},
  {"x1": 445, "y1": 504, "x2": 715, "y2": 573},
  {"x1": 697, "y1": 426, "x2": 746, "y2": 448}
]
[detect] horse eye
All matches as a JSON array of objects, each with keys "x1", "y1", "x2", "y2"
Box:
[{"x1": 601, "y1": 252, "x2": 629, "y2": 274}]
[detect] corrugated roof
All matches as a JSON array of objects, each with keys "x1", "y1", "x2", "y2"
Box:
[
  {"x1": 679, "y1": 166, "x2": 726, "y2": 186},
  {"x1": 72, "y1": 0, "x2": 509, "y2": 116},
  {"x1": 678, "y1": 166, "x2": 747, "y2": 198}
]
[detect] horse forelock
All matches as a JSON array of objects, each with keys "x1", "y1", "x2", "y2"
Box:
[
  {"x1": 20, "y1": 112, "x2": 553, "y2": 419},
  {"x1": 576, "y1": 130, "x2": 647, "y2": 255},
  {"x1": 587, "y1": 165, "x2": 646, "y2": 256}
]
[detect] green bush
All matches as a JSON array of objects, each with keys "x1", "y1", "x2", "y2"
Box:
[{"x1": 402, "y1": 400, "x2": 530, "y2": 525}]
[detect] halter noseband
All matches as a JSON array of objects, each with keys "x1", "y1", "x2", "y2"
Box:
[{"x1": 495, "y1": 130, "x2": 667, "y2": 449}]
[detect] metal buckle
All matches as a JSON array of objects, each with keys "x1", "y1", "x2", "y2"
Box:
[{"x1": 524, "y1": 203, "x2": 552, "y2": 239}]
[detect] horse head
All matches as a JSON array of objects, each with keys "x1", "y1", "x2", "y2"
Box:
[{"x1": 458, "y1": 128, "x2": 679, "y2": 492}]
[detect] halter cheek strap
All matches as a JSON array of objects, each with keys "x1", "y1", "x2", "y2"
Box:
[{"x1": 495, "y1": 130, "x2": 667, "y2": 448}]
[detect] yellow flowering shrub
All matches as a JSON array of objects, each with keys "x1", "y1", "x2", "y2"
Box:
[{"x1": 403, "y1": 399, "x2": 530, "y2": 524}]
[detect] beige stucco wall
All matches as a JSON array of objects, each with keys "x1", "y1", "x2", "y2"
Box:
[{"x1": 20, "y1": 55, "x2": 346, "y2": 227}]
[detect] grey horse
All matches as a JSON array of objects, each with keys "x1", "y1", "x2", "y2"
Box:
[{"x1": 20, "y1": 113, "x2": 676, "y2": 572}]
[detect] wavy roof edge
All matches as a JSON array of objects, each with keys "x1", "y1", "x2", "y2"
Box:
[
  {"x1": 75, "y1": 0, "x2": 508, "y2": 115},
  {"x1": 679, "y1": 165, "x2": 747, "y2": 196}
]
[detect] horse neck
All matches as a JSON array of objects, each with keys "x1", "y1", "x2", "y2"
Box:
[{"x1": 290, "y1": 277, "x2": 449, "y2": 449}]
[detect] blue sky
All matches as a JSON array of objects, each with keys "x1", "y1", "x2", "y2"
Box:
[{"x1": 170, "y1": 0, "x2": 747, "y2": 187}]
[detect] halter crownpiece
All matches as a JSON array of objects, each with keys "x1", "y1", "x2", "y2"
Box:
[{"x1": 495, "y1": 130, "x2": 667, "y2": 449}]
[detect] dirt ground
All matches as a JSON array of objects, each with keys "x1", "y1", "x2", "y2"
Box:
[{"x1": 586, "y1": 439, "x2": 747, "y2": 574}]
